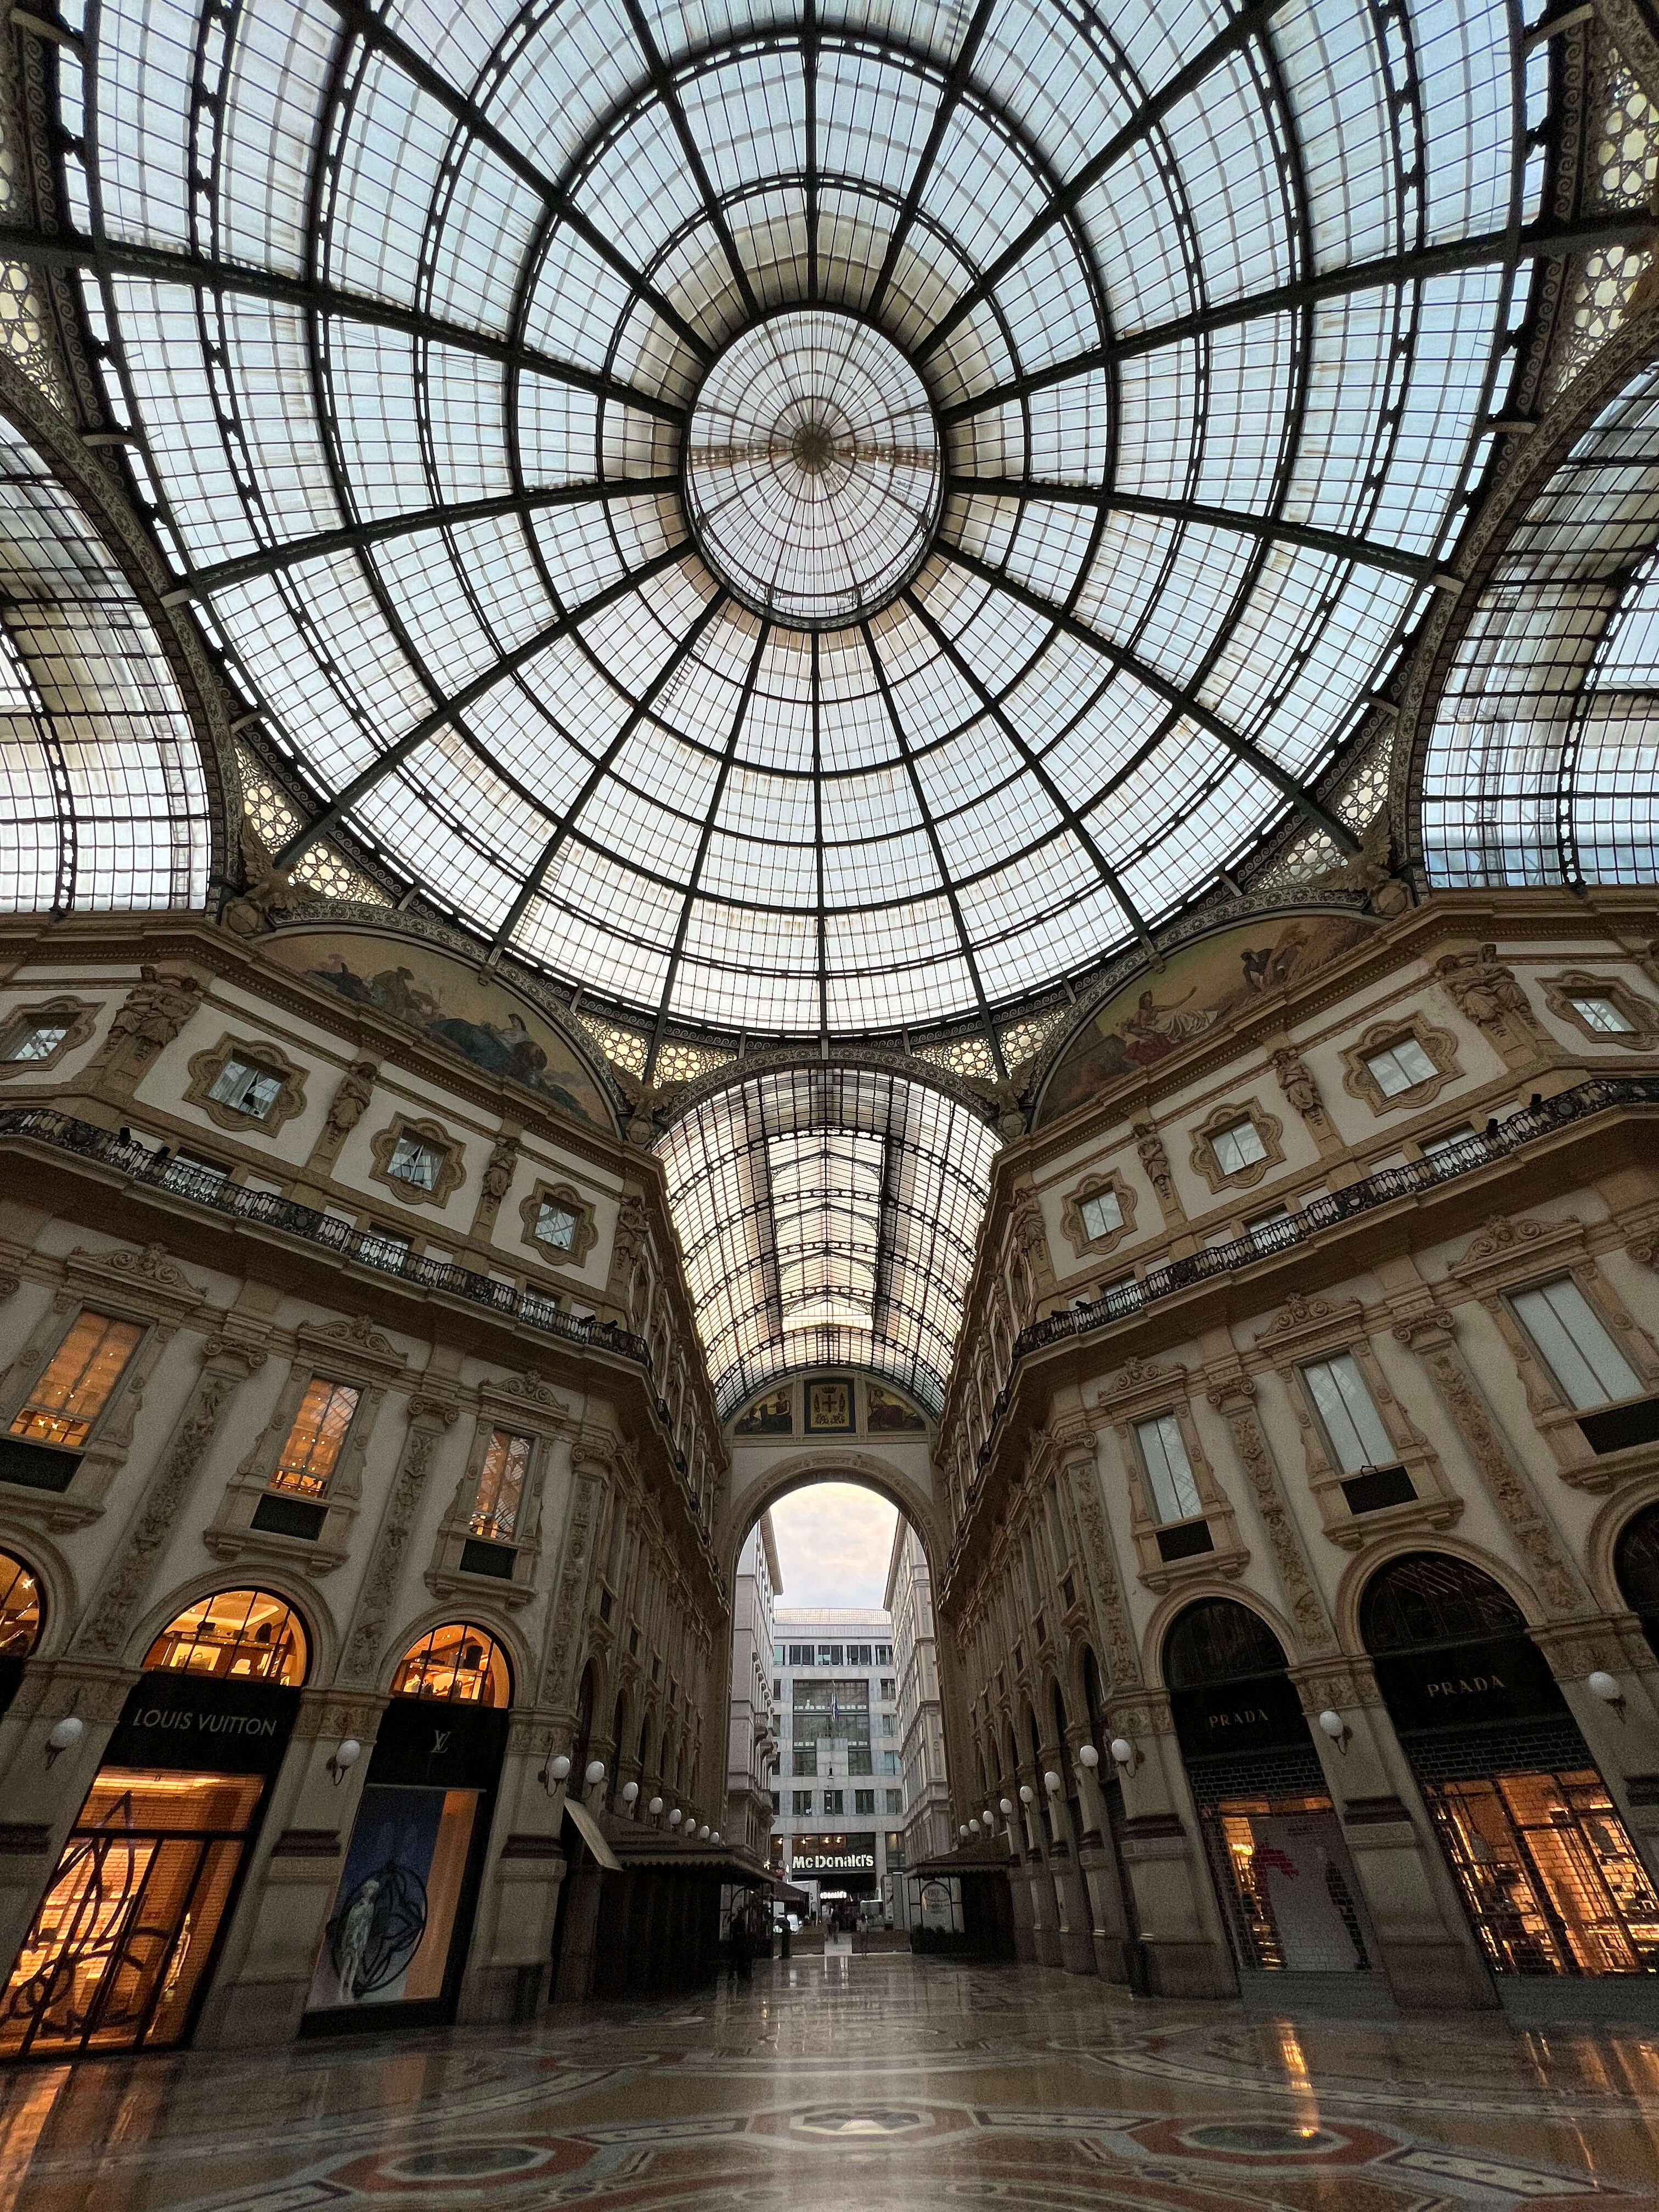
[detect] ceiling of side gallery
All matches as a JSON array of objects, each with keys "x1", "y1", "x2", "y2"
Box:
[{"x1": 16, "y1": 0, "x2": 1652, "y2": 1053}]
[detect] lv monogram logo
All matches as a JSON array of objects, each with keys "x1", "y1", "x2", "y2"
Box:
[{"x1": 431, "y1": 1729, "x2": 451, "y2": 1755}]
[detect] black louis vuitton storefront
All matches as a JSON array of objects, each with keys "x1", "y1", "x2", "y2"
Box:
[
  {"x1": 1166, "y1": 1599, "x2": 1379, "y2": 1989},
  {"x1": 1362, "y1": 1553, "x2": 1659, "y2": 1985},
  {"x1": 303, "y1": 1637, "x2": 511, "y2": 2038},
  {"x1": 0, "y1": 1657, "x2": 300, "y2": 2058}
]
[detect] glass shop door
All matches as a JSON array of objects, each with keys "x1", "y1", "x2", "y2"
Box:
[
  {"x1": 0, "y1": 1769, "x2": 266, "y2": 2058},
  {"x1": 1197, "y1": 1791, "x2": 1376, "y2": 1974},
  {"x1": 1420, "y1": 1767, "x2": 1659, "y2": 1977}
]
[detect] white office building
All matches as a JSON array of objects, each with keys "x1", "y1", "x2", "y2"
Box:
[
  {"x1": 725, "y1": 1513, "x2": 781, "y2": 1859},
  {"x1": 769, "y1": 1607, "x2": 904, "y2": 1919}
]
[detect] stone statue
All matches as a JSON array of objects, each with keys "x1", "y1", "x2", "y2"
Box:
[
  {"x1": 1132, "y1": 1119, "x2": 1174, "y2": 1205},
  {"x1": 321, "y1": 1060, "x2": 378, "y2": 1154}
]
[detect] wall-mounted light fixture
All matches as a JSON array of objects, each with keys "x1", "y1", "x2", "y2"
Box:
[
  {"x1": 1018, "y1": 1782, "x2": 1034, "y2": 1805},
  {"x1": 1317, "y1": 1708, "x2": 1352, "y2": 1754},
  {"x1": 1589, "y1": 1670, "x2": 1627, "y2": 1720},
  {"x1": 584, "y1": 1759, "x2": 606, "y2": 1788},
  {"x1": 1077, "y1": 1743, "x2": 1100, "y2": 1771},
  {"x1": 44, "y1": 1715, "x2": 83, "y2": 1768},
  {"x1": 539, "y1": 1751, "x2": 572, "y2": 1795},
  {"x1": 622, "y1": 1779, "x2": 640, "y2": 1806},
  {"x1": 325, "y1": 1737, "x2": 362, "y2": 1786},
  {"x1": 1043, "y1": 1770, "x2": 1062, "y2": 1796},
  {"x1": 1109, "y1": 1737, "x2": 1139, "y2": 1774}
]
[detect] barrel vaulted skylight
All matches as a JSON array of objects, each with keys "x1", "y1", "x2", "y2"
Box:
[
  {"x1": 658, "y1": 1066, "x2": 998, "y2": 1419},
  {"x1": 37, "y1": 0, "x2": 1572, "y2": 1035}
]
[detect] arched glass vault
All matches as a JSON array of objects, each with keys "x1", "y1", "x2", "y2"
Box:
[
  {"x1": 657, "y1": 1065, "x2": 998, "y2": 1418},
  {"x1": 9, "y1": 0, "x2": 1608, "y2": 1040}
]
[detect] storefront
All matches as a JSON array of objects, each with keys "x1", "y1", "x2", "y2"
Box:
[
  {"x1": 786, "y1": 1831, "x2": 880, "y2": 1900},
  {"x1": 1165, "y1": 1598, "x2": 1378, "y2": 1990},
  {"x1": 1362, "y1": 1551, "x2": 1659, "y2": 1987},
  {"x1": 0, "y1": 1548, "x2": 42, "y2": 1720},
  {"x1": 0, "y1": 1588, "x2": 304, "y2": 2058},
  {"x1": 303, "y1": 1622, "x2": 510, "y2": 2036}
]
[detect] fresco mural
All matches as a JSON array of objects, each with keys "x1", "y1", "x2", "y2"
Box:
[
  {"x1": 867, "y1": 1383, "x2": 927, "y2": 1434},
  {"x1": 734, "y1": 1386, "x2": 793, "y2": 1437},
  {"x1": 1036, "y1": 912, "x2": 1375, "y2": 1127},
  {"x1": 263, "y1": 928, "x2": 612, "y2": 1131}
]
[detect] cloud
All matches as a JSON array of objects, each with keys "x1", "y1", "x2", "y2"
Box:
[{"x1": 766, "y1": 1483, "x2": 900, "y2": 1610}]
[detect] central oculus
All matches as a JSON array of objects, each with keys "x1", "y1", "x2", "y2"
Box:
[{"x1": 682, "y1": 308, "x2": 943, "y2": 629}]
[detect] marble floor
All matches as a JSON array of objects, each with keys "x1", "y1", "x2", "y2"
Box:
[{"x1": 3, "y1": 1953, "x2": 1659, "y2": 2211}]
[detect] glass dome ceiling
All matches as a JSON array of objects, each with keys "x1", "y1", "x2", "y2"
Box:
[{"x1": 58, "y1": 0, "x2": 1555, "y2": 1037}]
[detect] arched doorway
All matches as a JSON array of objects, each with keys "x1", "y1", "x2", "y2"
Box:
[
  {"x1": 1614, "y1": 1503, "x2": 1659, "y2": 1660},
  {"x1": 1164, "y1": 1598, "x2": 1376, "y2": 1988},
  {"x1": 304, "y1": 1622, "x2": 512, "y2": 2035},
  {"x1": 1362, "y1": 1553, "x2": 1659, "y2": 1981},
  {"x1": 0, "y1": 1588, "x2": 307, "y2": 2058},
  {"x1": 0, "y1": 1547, "x2": 44, "y2": 1718}
]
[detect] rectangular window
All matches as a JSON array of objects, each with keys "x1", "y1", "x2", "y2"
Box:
[
  {"x1": 470, "y1": 1429, "x2": 531, "y2": 1542},
  {"x1": 770, "y1": 1791, "x2": 781, "y2": 1814},
  {"x1": 1211, "y1": 1117, "x2": 1267, "y2": 1174},
  {"x1": 1510, "y1": 1278, "x2": 1642, "y2": 1410},
  {"x1": 792, "y1": 1744, "x2": 818, "y2": 1776},
  {"x1": 207, "y1": 1057, "x2": 284, "y2": 1119},
  {"x1": 3, "y1": 1020, "x2": 69, "y2": 1063},
  {"x1": 8, "y1": 1311, "x2": 143, "y2": 1448},
  {"x1": 879, "y1": 1751, "x2": 900, "y2": 1776},
  {"x1": 388, "y1": 1134, "x2": 446, "y2": 1190},
  {"x1": 848, "y1": 1642, "x2": 872, "y2": 1664},
  {"x1": 162, "y1": 1154, "x2": 229, "y2": 1195},
  {"x1": 847, "y1": 1745, "x2": 873, "y2": 1775},
  {"x1": 1246, "y1": 1204, "x2": 1293, "y2": 1251},
  {"x1": 534, "y1": 1198, "x2": 578, "y2": 1250},
  {"x1": 876, "y1": 1645, "x2": 893, "y2": 1664},
  {"x1": 1422, "y1": 1125, "x2": 1478, "y2": 1162},
  {"x1": 1079, "y1": 1188, "x2": 1122, "y2": 1239},
  {"x1": 885, "y1": 1789, "x2": 903, "y2": 1815},
  {"x1": 1134, "y1": 1413, "x2": 1203, "y2": 1525},
  {"x1": 792, "y1": 1790, "x2": 812, "y2": 1816},
  {"x1": 787, "y1": 1644, "x2": 814, "y2": 1665},
  {"x1": 1570, "y1": 994, "x2": 1634, "y2": 1034},
  {"x1": 880, "y1": 1677, "x2": 896, "y2": 1700},
  {"x1": 854, "y1": 1788, "x2": 875, "y2": 1815},
  {"x1": 774, "y1": 1644, "x2": 786, "y2": 1666},
  {"x1": 1364, "y1": 1036, "x2": 1440, "y2": 1096},
  {"x1": 272, "y1": 1378, "x2": 360, "y2": 1495},
  {"x1": 823, "y1": 1790, "x2": 844, "y2": 1816},
  {"x1": 1301, "y1": 1354, "x2": 1395, "y2": 1473}
]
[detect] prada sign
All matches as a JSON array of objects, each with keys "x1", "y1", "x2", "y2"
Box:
[
  {"x1": 1171, "y1": 1671, "x2": 1308, "y2": 1759},
  {"x1": 1375, "y1": 1633, "x2": 1565, "y2": 1735}
]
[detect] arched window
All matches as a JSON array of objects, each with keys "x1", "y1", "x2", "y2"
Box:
[
  {"x1": 0, "y1": 1550, "x2": 43, "y2": 1658},
  {"x1": 1359, "y1": 1553, "x2": 1525, "y2": 1654},
  {"x1": 391, "y1": 1623, "x2": 510, "y2": 1707},
  {"x1": 1163, "y1": 1598, "x2": 1287, "y2": 1688},
  {"x1": 1614, "y1": 1503, "x2": 1659, "y2": 1640},
  {"x1": 143, "y1": 1589, "x2": 307, "y2": 1684}
]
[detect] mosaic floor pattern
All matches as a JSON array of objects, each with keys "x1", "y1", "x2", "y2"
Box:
[{"x1": 3, "y1": 1954, "x2": 1658, "y2": 2211}]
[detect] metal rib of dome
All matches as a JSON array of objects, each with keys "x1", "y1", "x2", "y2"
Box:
[{"x1": 49, "y1": 0, "x2": 1558, "y2": 1039}]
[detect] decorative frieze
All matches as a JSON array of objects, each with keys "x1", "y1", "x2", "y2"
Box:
[{"x1": 1392, "y1": 1305, "x2": 1587, "y2": 1616}]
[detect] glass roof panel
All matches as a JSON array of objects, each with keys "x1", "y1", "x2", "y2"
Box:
[
  {"x1": 658, "y1": 1064, "x2": 1000, "y2": 1415},
  {"x1": 65, "y1": 0, "x2": 1539, "y2": 1039}
]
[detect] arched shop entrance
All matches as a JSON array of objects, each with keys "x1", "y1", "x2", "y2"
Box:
[
  {"x1": 0, "y1": 1589, "x2": 306, "y2": 2058},
  {"x1": 1164, "y1": 1599, "x2": 1378, "y2": 1994},
  {"x1": 304, "y1": 1623, "x2": 511, "y2": 2036},
  {"x1": 1615, "y1": 1503, "x2": 1659, "y2": 1660},
  {"x1": 0, "y1": 1549, "x2": 43, "y2": 1719},
  {"x1": 1361, "y1": 1553, "x2": 1659, "y2": 1986}
]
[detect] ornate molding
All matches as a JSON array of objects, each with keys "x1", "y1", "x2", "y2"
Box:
[
  {"x1": 183, "y1": 1030, "x2": 308, "y2": 1137},
  {"x1": 1207, "y1": 1375, "x2": 1336, "y2": 1653}
]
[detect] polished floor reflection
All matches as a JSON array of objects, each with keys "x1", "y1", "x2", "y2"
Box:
[{"x1": 4, "y1": 1949, "x2": 1659, "y2": 2210}]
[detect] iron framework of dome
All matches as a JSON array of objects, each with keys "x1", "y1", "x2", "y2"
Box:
[{"x1": 14, "y1": 0, "x2": 1643, "y2": 1052}]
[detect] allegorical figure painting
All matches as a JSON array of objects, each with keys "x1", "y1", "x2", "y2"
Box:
[
  {"x1": 263, "y1": 928, "x2": 611, "y2": 1130},
  {"x1": 733, "y1": 1386, "x2": 793, "y2": 1437},
  {"x1": 1036, "y1": 912, "x2": 1374, "y2": 1127}
]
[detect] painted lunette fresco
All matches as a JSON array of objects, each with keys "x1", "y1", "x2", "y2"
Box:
[
  {"x1": 1036, "y1": 913, "x2": 1375, "y2": 1127},
  {"x1": 263, "y1": 927, "x2": 612, "y2": 1132}
]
